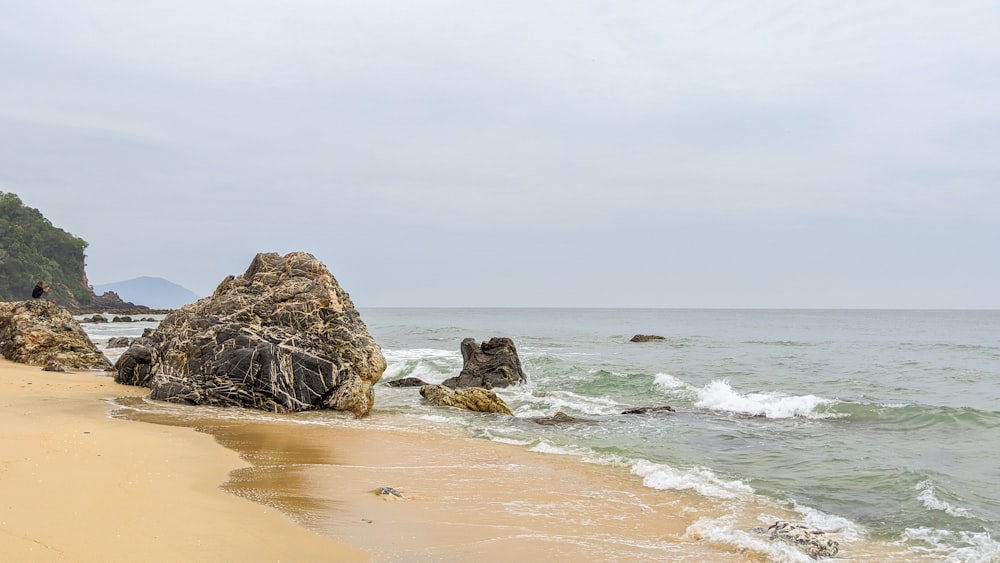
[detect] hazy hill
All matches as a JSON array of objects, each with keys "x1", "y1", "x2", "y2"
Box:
[{"x1": 93, "y1": 277, "x2": 201, "y2": 310}]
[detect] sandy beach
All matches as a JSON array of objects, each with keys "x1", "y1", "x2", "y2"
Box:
[
  {"x1": 0, "y1": 358, "x2": 368, "y2": 562},
  {"x1": 0, "y1": 357, "x2": 731, "y2": 562}
]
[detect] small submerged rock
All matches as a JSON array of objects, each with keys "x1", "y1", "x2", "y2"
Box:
[
  {"x1": 621, "y1": 406, "x2": 674, "y2": 415},
  {"x1": 630, "y1": 334, "x2": 665, "y2": 342},
  {"x1": 528, "y1": 411, "x2": 596, "y2": 425}
]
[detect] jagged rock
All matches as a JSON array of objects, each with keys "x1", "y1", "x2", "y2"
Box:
[
  {"x1": 751, "y1": 521, "x2": 840, "y2": 559},
  {"x1": 528, "y1": 411, "x2": 595, "y2": 425},
  {"x1": 630, "y1": 334, "x2": 665, "y2": 342},
  {"x1": 0, "y1": 300, "x2": 112, "y2": 370},
  {"x1": 441, "y1": 337, "x2": 527, "y2": 389},
  {"x1": 386, "y1": 377, "x2": 429, "y2": 387},
  {"x1": 106, "y1": 337, "x2": 131, "y2": 348},
  {"x1": 113, "y1": 252, "x2": 386, "y2": 417},
  {"x1": 419, "y1": 384, "x2": 514, "y2": 415},
  {"x1": 621, "y1": 406, "x2": 675, "y2": 415}
]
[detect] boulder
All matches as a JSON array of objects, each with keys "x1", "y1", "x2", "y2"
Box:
[
  {"x1": 419, "y1": 384, "x2": 514, "y2": 415},
  {"x1": 113, "y1": 252, "x2": 386, "y2": 417},
  {"x1": 630, "y1": 334, "x2": 665, "y2": 342},
  {"x1": 441, "y1": 337, "x2": 527, "y2": 389},
  {"x1": 106, "y1": 337, "x2": 131, "y2": 348},
  {"x1": 0, "y1": 300, "x2": 112, "y2": 370}
]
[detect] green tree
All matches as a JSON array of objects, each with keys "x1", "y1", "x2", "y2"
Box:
[{"x1": 0, "y1": 192, "x2": 92, "y2": 305}]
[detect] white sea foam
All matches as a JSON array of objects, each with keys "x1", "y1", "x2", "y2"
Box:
[
  {"x1": 685, "y1": 517, "x2": 814, "y2": 563},
  {"x1": 631, "y1": 459, "x2": 754, "y2": 499},
  {"x1": 382, "y1": 348, "x2": 459, "y2": 363},
  {"x1": 901, "y1": 526, "x2": 1000, "y2": 562},
  {"x1": 915, "y1": 480, "x2": 975, "y2": 518},
  {"x1": 790, "y1": 502, "x2": 864, "y2": 542},
  {"x1": 694, "y1": 379, "x2": 834, "y2": 419},
  {"x1": 506, "y1": 387, "x2": 621, "y2": 417},
  {"x1": 653, "y1": 372, "x2": 688, "y2": 389}
]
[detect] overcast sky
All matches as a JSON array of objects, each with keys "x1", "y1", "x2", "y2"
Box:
[{"x1": 2, "y1": 1, "x2": 997, "y2": 308}]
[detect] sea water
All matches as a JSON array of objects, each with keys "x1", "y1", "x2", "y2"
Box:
[{"x1": 81, "y1": 308, "x2": 1000, "y2": 561}]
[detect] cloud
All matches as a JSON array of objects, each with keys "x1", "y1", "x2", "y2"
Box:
[{"x1": 1, "y1": 0, "x2": 998, "y2": 306}]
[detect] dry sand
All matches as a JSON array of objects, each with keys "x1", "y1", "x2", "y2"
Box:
[{"x1": 0, "y1": 358, "x2": 368, "y2": 562}]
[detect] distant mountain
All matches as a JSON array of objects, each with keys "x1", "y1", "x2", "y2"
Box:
[{"x1": 93, "y1": 277, "x2": 201, "y2": 309}]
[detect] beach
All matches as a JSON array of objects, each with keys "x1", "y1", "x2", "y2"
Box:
[
  {"x1": 8, "y1": 307, "x2": 998, "y2": 561},
  {"x1": 0, "y1": 358, "x2": 367, "y2": 562},
  {"x1": 0, "y1": 358, "x2": 722, "y2": 562}
]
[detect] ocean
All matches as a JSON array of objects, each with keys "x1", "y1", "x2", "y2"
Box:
[{"x1": 81, "y1": 308, "x2": 1000, "y2": 562}]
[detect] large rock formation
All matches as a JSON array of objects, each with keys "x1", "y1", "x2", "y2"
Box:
[
  {"x1": 441, "y1": 337, "x2": 527, "y2": 389},
  {"x1": 0, "y1": 300, "x2": 111, "y2": 369},
  {"x1": 113, "y1": 252, "x2": 386, "y2": 417},
  {"x1": 419, "y1": 384, "x2": 514, "y2": 415}
]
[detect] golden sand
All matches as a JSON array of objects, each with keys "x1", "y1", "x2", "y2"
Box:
[{"x1": 0, "y1": 358, "x2": 367, "y2": 562}]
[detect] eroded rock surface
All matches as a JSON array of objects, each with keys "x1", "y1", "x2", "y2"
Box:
[
  {"x1": 114, "y1": 252, "x2": 386, "y2": 416},
  {"x1": 0, "y1": 300, "x2": 111, "y2": 370},
  {"x1": 419, "y1": 384, "x2": 514, "y2": 415}
]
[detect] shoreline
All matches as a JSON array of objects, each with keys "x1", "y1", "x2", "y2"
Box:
[
  {"x1": 0, "y1": 358, "x2": 367, "y2": 562},
  {"x1": 1, "y1": 358, "x2": 922, "y2": 562}
]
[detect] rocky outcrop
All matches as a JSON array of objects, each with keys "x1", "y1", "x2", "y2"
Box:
[
  {"x1": 751, "y1": 521, "x2": 840, "y2": 559},
  {"x1": 630, "y1": 334, "x2": 665, "y2": 342},
  {"x1": 0, "y1": 300, "x2": 111, "y2": 370},
  {"x1": 113, "y1": 252, "x2": 386, "y2": 417},
  {"x1": 419, "y1": 384, "x2": 514, "y2": 415},
  {"x1": 441, "y1": 337, "x2": 527, "y2": 389}
]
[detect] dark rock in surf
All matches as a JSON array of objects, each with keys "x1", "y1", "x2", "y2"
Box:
[
  {"x1": 630, "y1": 334, "x2": 665, "y2": 342},
  {"x1": 419, "y1": 384, "x2": 514, "y2": 415},
  {"x1": 621, "y1": 406, "x2": 675, "y2": 415},
  {"x1": 386, "y1": 377, "x2": 429, "y2": 387},
  {"x1": 106, "y1": 337, "x2": 131, "y2": 348},
  {"x1": 528, "y1": 411, "x2": 595, "y2": 425},
  {"x1": 113, "y1": 252, "x2": 386, "y2": 417},
  {"x1": 441, "y1": 337, "x2": 527, "y2": 389}
]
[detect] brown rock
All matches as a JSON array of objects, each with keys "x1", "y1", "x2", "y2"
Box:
[
  {"x1": 113, "y1": 252, "x2": 386, "y2": 416},
  {"x1": 419, "y1": 384, "x2": 514, "y2": 415},
  {"x1": 630, "y1": 334, "x2": 665, "y2": 342},
  {"x1": 0, "y1": 300, "x2": 111, "y2": 370}
]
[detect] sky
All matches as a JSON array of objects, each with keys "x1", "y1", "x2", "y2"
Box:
[{"x1": 1, "y1": 1, "x2": 998, "y2": 308}]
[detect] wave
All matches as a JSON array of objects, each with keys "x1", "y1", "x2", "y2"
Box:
[
  {"x1": 693, "y1": 379, "x2": 836, "y2": 419},
  {"x1": 915, "y1": 480, "x2": 977, "y2": 519},
  {"x1": 631, "y1": 459, "x2": 754, "y2": 499}
]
